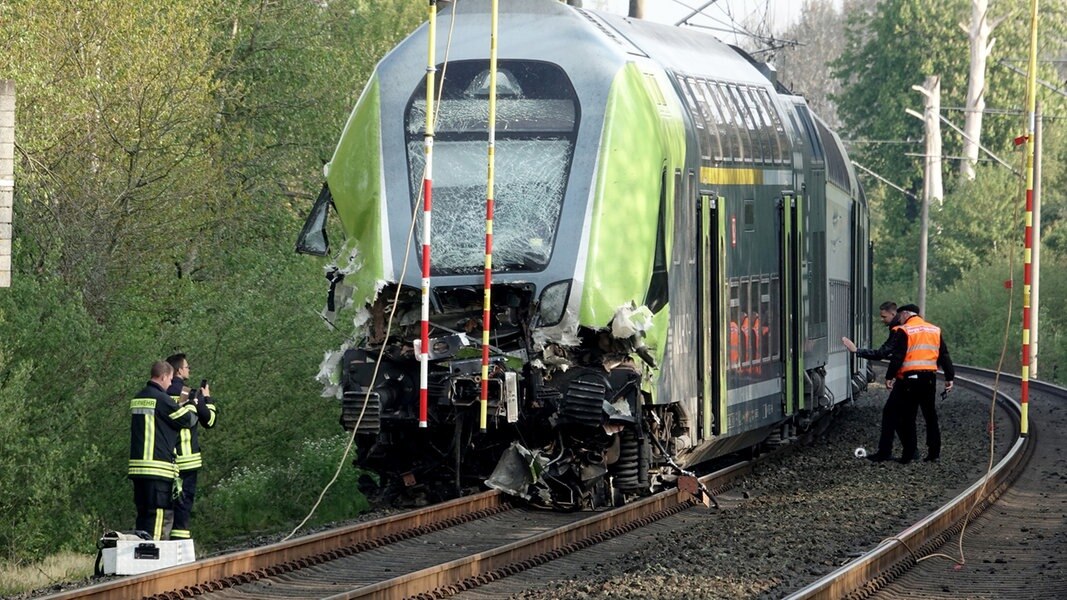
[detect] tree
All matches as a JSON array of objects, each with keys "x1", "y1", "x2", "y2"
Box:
[
  {"x1": 959, "y1": 0, "x2": 1002, "y2": 181},
  {"x1": 0, "y1": 0, "x2": 225, "y2": 318}
]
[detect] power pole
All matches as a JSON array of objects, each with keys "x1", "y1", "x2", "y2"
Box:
[
  {"x1": 909, "y1": 76, "x2": 942, "y2": 315},
  {"x1": 629, "y1": 0, "x2": 644, "y2": 18},
  {"x1": 0, "y1": 80, "x2": 13, "y2": 288}
]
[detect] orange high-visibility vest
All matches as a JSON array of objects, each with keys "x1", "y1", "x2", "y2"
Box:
[
  {"x1": 729, "y1": 320, "x2": 740, "y2": 369},
  {"x1": 894, "y1": 316, "x2": 941, "y2": 377},
  {"x1": 740, "y1": 314, "x2": 751, "y2": 367}
]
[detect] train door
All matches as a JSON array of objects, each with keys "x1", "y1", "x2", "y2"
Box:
[
  {"x1": 779, "y1": 191, "x2": 803, "y2": 416},
  {"x1": 698, "y1": 192, "x2": 727, "y2": 437}
]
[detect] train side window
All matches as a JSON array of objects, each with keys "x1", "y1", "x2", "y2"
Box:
[
  {"x1": 760, "y1": 277, "x2": 772, "y2": 362},
  {"x1": 741, "y1": 277, "x2": 753, "y2": 368},
  {"x1": 793, "y1": 104, "x2": 824, "y2": 163},
  {"x1": 742, "y1": 87, "x2": 772, "y2": 165},
  {"x1": 743, "y1": 199, "x2": 755, "y2": 232},
  {"x1": 698, "y1": 80, "x2": 731, "y2": 163},
  {"x1": 726, "y1": 84, "x2": 756, "y2": 164},
  {"x1": 644, "y1": 169, "x2": 670, "y2": 314},
  {"x1": 679, "y1": 76, "x2": 706, "y2": 131},
  {"x1": 679, "y1": 77, "x2": 714, "y2": 163},
  {"x1": 709, "y1": 83, "x2": 744, "y2": 163},
  {"x1": 756, "y1": 89, "x2": 788, "y2": 165},
  {"x1": 693, "y1": 79, "x2": 725, "y2": 163},
  {"x1": 729, "y1": 280, "x2": 741, "y2": 371},
  {"x1": 770, "y1": 275, "x2": 781, "y2": 360},
  {"x1": 673, "y1": 169, "x2": 684, "y2": 266}
]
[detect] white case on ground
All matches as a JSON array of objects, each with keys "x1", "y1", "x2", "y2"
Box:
[{"x1": 101, "y1": 539, "x2": 196, "y2": 575}]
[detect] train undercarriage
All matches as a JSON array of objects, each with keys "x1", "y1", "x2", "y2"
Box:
[{"x1": 338, "y1": 282, "x2": 695, "y2": 510}]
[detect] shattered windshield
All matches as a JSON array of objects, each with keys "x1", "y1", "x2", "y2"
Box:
[{"x1": 405, "y1": 61, "x2": 579, "y2": 275}]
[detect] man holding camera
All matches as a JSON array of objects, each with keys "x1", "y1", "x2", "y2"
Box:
[{"x1": 166, "y1": 353, "x2": 219, "y2": 540}]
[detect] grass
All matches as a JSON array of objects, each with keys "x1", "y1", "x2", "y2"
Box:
[{"x1": 0, "y1": 552, "x2": 94, "y2": 596}]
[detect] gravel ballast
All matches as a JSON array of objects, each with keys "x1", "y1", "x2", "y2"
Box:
[{"x1": 466, "y1": 383, "x2": 1014, "y2": 600}]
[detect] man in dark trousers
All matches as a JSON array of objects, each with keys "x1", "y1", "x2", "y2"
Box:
[
  {"x1": 885, "y1": 304, "x2": 955, "y2": 463},
  {"x1": 129, "y1": 361, "x2": 199, "y2": 539},
  {"x1": 842, "y1": 301, "x2": 906, "y2": 462},
  {"x1": 165, "y1": 353, "x2": 218, "y2": 541}
]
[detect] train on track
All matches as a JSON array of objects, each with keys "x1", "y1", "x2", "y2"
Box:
[{"x1": 297, "y1": 0, "x2": 873, "y2": 509}]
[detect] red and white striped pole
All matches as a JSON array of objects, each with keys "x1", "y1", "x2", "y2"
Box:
[
  {"x1": 419, "y1": 0, "x2": 437, "y2": 429},
  {"x1": 479, "y1": 0, "x2": 499, "y2": 433},
  {"x1": 1019, "y1": 0, "x2": 1039, "y2": 437}
]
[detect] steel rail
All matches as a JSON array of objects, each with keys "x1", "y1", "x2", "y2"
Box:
[
  {"x1": 42, "y1": 402, "x2": 830, "y2": 599},
  {"x1": 784, "y1": 366, "x2": 1037, "y2": 600},
  {"x1": 40, "y1": 490, "x2": 507, "y2": 600},
  {"x1": 320, "y1": 461, "x2": 754, "y2": 600}
]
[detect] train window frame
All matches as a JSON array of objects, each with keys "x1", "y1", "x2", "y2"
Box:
[
  {"x1": 743, "y1": 199, "x2": 755, "y2": 232},
  {"x1": 687, "y1": 77, "x2": 723, "y2": 163},
  {"x1": 402, "y1": 60, "x2": 581, "y2": 275},
  {"x1": 693, "y1": 79, "x2": 726, "y2": 163},
  {"x1": 759, "y1": 276, "x2": 772, "y2": 364},
  {"x1": 644, "y1": 168, "x2": 670, "y2": 314},
  {"x1": 708, "y1": 83, "x2": 745, "y2": 163},
  {"x1": 729, "y1": 279, "x2": 741, "y2": 372},
  {"x1": 792, "y1": 104, "x2": 824, "y2": 163},
  {"x1": 755, "y1": 89, "x2": 789, "y2": 165},
  {"x1": 697, "y1": 79, "x2": 732, "y2": 164},
  {"x1": 741, "y1": 87, "x2": 772, "y2": 165},
  {"x1": 725, "y1": 84, "x2": 757, "y2": 164},
  {"x1": 678, "y1": 76, "x2": 707, "y2": 132},
  {"x1": 678, "y1": 76, "x2": 719, "y2": 164}
]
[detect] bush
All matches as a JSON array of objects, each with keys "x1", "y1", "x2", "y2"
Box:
[{"x1": 195, "y1": 434, "x2": 370, "y2": 547}]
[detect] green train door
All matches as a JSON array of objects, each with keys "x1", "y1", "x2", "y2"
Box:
[
  {"x1": 698, "y1": 193, "x2": 727, "y2": 437},
  {"x1": 780, "y1": 191, "x2": 803, "y2": 416}
]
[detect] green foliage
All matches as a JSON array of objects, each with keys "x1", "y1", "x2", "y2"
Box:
[
  {"x1": 924, "y1": 261, "x2": 1020, "y2": 372},
  {"x1": 833, "y1": 0, "x2": 1067, "y2": 291},
  {"x1": 195, "y1": 434, "x2": 371, "y2": 544},
  {"x1": 833, "y1": 0, "x2": 969, "y2": 192},
  {"x1": 0, "y1": 0, "x2": 424, "y2": 565},
  {"x1": 930, "y1": 166, "x2": 1023, "y2": 289}
]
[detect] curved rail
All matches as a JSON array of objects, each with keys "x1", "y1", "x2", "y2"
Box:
[{"x1": 784, "y1": 366, "x2": 1033, "y2": 600}]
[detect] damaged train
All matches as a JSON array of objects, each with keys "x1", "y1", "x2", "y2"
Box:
[{"x1": 297, "y1": 0, "x2": 873, "y2": 510}]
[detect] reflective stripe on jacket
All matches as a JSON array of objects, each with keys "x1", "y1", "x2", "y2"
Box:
[
  {"x1": 893, "y1": 316, "x2": 941, "y2": 376},
  {"x1": 173, "y1": 399, "x2": 217, "y2": 471},
  {"x1": 128, "y1": 382, "x2": 198, "y2": 481},
  {"x1": 167, "y1": 377, "x2": 219, "y2": 473}
]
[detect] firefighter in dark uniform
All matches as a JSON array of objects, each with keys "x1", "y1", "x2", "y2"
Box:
[
  {"x1": 885, "y1": 304, "x2": 955, "y2": 463},
  {"x1": 165, "y1": 353, "x2": 218, "y2": 541},
  {"x1": 843, "y1": 301, "x2": 905, "y2": 462},
  {"x1": 129, "y1": 361, "x2": 199, "y2": 539}
]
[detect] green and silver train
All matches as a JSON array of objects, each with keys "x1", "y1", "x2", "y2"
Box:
[{"x1": 298, "y1": 0, "x2": 873, "y2": 509}]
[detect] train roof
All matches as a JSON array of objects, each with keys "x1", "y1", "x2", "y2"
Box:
[
  {"x1": 411, "y1": 1, "x2": 774, "y2": 90},
  {"x1": 584, "y1": 9, "x2": 771, "y2": 87}
]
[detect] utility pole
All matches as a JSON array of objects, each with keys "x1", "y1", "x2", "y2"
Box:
[
  {"x1": 0, "y1": 80, "x2": 13, "y2": 288},
  {"x1": 908, "y1": 76, "x2": 942, "y2": 315},
  {"x1": 629, "y1": 0, "x2": 645, "y2": 18}
]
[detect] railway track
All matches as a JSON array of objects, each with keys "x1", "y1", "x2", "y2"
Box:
[
  {"x1": 41, "y1": 452, "x2": 765, "y2": 599},
  {"x1": 786, "y1": 365, "x2": 1065, "y2": 599},
  {"x1": 41, "y1": 366, "x2": 1054, "y2": 600}
]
